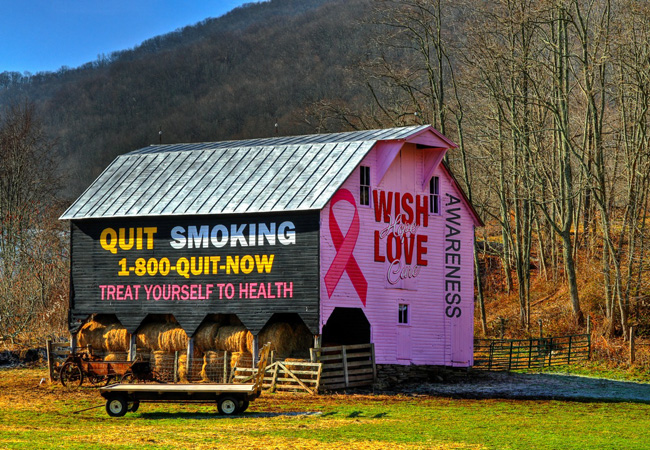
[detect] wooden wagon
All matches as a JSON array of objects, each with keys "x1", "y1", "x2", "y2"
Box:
[{"x1": 59, "y1": 353, "x2": 158, "y2": 387}]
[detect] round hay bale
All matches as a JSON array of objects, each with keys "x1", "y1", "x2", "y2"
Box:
[
  {"x1": 158, "y1": 326, "x2": 188, "y2": 352},
  {"x1": 194, "y1": 322, "x2": 220, "y2": 352},
  {"x1": 135, "y1": 323, "x2": 162, "y2": 351},
  {"x1": 259, "y1": 322, "x2": 296, "y2": 357},
  {"x1": 215, "y1": 326, "x2": 248, "y2": 353},
  {"x1": 103, "y1": 352, "x2": 127, "y2": 362},
  {"x1": 293, "y1": 322, "x2": 314, "y2": 356},
  {"x1": 245, "y1": 331, "x2": 257, "y2": 354},
  {"x1": 104, "y1": 324, "x2": 129, "y2": 352},
  {"x1": 77, "y1": 320, "x2": 106, "y2": 351}
]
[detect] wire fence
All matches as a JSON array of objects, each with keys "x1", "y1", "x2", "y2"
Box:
[{"x1": 474, "y1": 334, "x2": 591, "y2": 371}]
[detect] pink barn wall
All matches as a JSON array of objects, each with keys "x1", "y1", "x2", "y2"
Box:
[{"x1": 320, "y1": 142, "x2": 476, "y2": 367}]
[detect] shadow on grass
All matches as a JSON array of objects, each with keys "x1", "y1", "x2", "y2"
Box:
[{"x1": 137, "y1": 411, "x2": 323, "y2": 420}]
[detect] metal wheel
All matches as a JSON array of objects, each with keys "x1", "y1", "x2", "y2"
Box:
[
  {"x1": 120, "y1": 372, "x2": 135, "y2": 384},
  {"x1": 218, "y1": 396, "x2": 240, "y2": 415},
  {"x1": 89, "y1": 374, "x2": 110, "y2": 386},
  {"x1": 60, "y1": 362, "x2": 84, "y2": 387},
  {"x1": 105, "y1": 395, "x2": 128, "y2": 417}
]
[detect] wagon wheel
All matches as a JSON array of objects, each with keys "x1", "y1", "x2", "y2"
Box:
[
  {"x1": 129, "y1": 400, "x2": 140, "y2": 413},
  {"x1": 239, "y1": 399, "x2": 250, "y2": 413},
  {"x1": 88, "y1": 374, "x2": 111, "y2": 386},
  {"x1": 120, "y1": 372, "x2": 136, "y2": 384},
  {"x1": 60, "y1": 362, "x2": 84, "y2": 387},
  {"x1": 105, "y1": 394, "x2": 128, "y2": 417},
  {"x1": 217, "y1": 396, "x2": 241, "y2": 415}
]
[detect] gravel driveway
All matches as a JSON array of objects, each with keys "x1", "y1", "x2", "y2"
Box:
[{"x1": 399, "y1": 371, "x2": 650, "y2": 403}]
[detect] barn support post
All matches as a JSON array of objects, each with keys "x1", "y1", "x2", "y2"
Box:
[
  {"x1": 128, "y1": 334, "x2": 136, "y2": 361},
  {"x1": 187, "y1": 338, "x2": 195, "y2": 380},
  {"x1": 70, "y1": 332, "x2": 77, "y2": 354},
  {"x1": 174, "y1": 351, "x2": 179, "y2": 383},
  {"x1": 252, "y1": 335, "x2": 259, "y2": 367},
  {"x1": 223, "y1": 351, "x2": 228, "y2": 383}
]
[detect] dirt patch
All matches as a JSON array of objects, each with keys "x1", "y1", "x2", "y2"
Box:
[{"x1": 383, "y1": 370, "x2": 650, "y2": 403}]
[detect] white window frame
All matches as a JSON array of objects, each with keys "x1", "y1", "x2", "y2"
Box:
[
  {"x1": 398, "y1": 302, "x2": 410, "y2": 326},
  {"x1": 429, "y1": 176, "x2": 440, "y2": 215},
  {"x1": 360, "y1": 165, "x2": 371, "y2": 206}
]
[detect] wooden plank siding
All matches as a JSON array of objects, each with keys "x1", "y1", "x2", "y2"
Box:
[
  {"x1": 320, "y1": 141, "x2": 476, "y2": 367},
  {"x1": 69, "y1": 210, "x2": 320, "y2": 336}
]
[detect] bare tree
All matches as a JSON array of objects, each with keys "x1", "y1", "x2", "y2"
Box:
[{"x1": 0, "y1": 102, "x2": 67, "y2": 342}]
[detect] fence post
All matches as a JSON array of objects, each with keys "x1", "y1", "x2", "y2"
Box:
[
  {"x1": 567, "y1": 335, "x2": 572, "y2": 365},
  {"x1": 371, "y1": 343, "x2": 377, "y2": 381},
  {"x1": 528, "y1": 339, "x2": 533, "y2": 368},
  {"x1": 46, "y1": 339, "x2": 54, "y2": 383},
  {"x1": 508, "y1": 341, "x2": 513, "y2": 371},
  {"x1": 548, "y1": 338, "x2": 553, "y2": 367},
  {"x1": 342, "y1": 346, "x2": 349, "y2": 387},
  {"x1": 587, "y1": 333, "x2": 592, "y2": 360},
  {"x1": 630, "y1": 326, "x2": 635, "y2": 365},
  {"x1": 488, "y1": 342, "x2": 494, "y2": 370}
]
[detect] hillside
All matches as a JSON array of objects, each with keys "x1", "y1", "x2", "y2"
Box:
[{"x1": 0, "y1": 0, "x2": 373, "y2": 198}]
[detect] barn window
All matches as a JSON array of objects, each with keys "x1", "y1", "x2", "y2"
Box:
[
  {"x1": 398, "y1": 303, "x2": 409, "y2": 325},
  {"x1": 360, "y1": 166, "x2": 371, "y2": 206},
  {"x1": 429, "y1": 176, "x2": 440, "y2": 215}
]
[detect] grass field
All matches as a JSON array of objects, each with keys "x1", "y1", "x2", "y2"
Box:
[{"x1": 1, "y1": 368, "x2": 649, "y2": 449}]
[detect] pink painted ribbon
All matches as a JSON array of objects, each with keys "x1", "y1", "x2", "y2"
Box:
[{"x1": 324, "y1": 189, "x2": 368, "y2": 306}]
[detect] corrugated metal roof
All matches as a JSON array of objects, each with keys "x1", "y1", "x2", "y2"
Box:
[{"x1": 60, "y1": 125, "x2": 430, "y2": 220}]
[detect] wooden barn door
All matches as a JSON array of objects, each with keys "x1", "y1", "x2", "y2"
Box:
[{"x1": 396, "y1": 326, "x2": 412, "y2": 362}]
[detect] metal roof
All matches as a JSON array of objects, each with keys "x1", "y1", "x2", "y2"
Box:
[{"x1": 60, "y1": 125, "x2": 431, "y2": 220}]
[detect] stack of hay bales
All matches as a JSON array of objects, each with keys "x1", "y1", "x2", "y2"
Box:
[
  {"x1": 194, "y1": 322, "x2": 221, "y2": 353},
  {"x1": 215, "y1": 325, "x2": 252, "y2": 353},
  {"x1": 292, "y1": 323, "x2": 314, "y2": 358},
  {"x1": 77, "y1": 318, "x2": 129, "y2": 358},
  {"x1": 259, "y1": 322, "x2": 296, "y2": 358}
]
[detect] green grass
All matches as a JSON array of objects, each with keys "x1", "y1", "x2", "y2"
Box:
[
  {"x1": 2, "y1": 368, "x2": 650, "y2": 449},
  {"x1": 531, "y1": 360, "x2": 650, "y2": 383}
]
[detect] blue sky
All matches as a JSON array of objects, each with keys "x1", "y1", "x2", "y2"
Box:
[{"x1": 0, "y1": 1, "x2": 253, "y2": 74}]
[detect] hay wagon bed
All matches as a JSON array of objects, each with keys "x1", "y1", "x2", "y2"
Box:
[
  {"x1": 99, "y1": 383, "x2": 259, "y2": 417},
  {"x1": 98, "y1": 344, "x2": 271, "y2": 417}
]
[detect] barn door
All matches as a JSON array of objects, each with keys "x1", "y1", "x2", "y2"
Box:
[{"x1": 397, "y1": 326, "x2": 412, "y2": 361}]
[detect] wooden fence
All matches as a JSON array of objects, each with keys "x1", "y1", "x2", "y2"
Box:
[
  {"x1": 314, "y1": 343, "x2": 376, "y2": 390},
  {"x1": 233, "y1": 360, "x2": 322, "y2": 394},
  {"x1": 474, "y1": 334, "x2": 591, "y2": 371},
  {"x1": 46, "y1": 339, "x2": 71, "y2": 382}
]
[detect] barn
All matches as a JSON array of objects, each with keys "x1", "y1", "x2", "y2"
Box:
[{"x1": 60, "y1": 125, "x2": 482, "y2": 381}]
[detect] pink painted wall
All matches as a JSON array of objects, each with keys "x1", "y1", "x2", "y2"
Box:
[{"x1": 320, "y1": 141, "x2": 477, "y2": 367}]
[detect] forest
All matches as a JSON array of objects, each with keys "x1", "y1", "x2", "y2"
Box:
[{"x1": 1, "y1": 0, "x2": 650, "y2": 366}]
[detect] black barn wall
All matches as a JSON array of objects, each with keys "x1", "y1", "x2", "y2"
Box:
[{"x1": 69, "y1": 211, "x2": 320, "y2": 336}]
